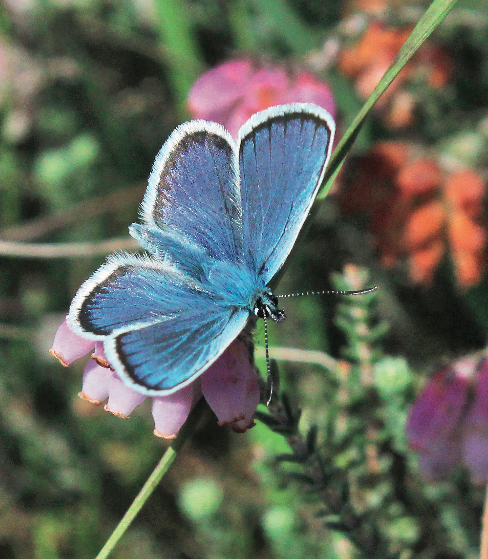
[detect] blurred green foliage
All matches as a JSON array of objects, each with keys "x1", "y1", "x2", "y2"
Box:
[{"x1": 1, "y1": 0, "x2": 488, "y2": 558}]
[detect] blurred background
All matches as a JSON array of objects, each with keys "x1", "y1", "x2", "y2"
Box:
[{"x1": 1, "y1": 0, "x2": 488, "y2": 557}]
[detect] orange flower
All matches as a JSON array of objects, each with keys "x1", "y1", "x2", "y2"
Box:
[
  {"x1": 403, "y1": 201, "x2": 445, "y2": 251},
  {"x1": 339, "y1": 141, "x2": 409, "y2": 216},
  {"x1": 445, "y1": 170, "x2": 487, "y2": 285},
  {"x1": 449, "y1": 213, "x2": 486, "y2": 254},
  {"x1": 409, "y1": 240, "x2": 444, "y2": 284},
  {"x1": 396, "y1": 158, "x2": 442, "y2": 199},
  {"x1": 387, "y1": 90, "x2": 416, "y2": 129},
  {"x1": 445, "y1": 169, "x2": 485, "y2": 218},
  {"x1": 339, "y1": 22, "x2": 412, "y2": 82},
  {"x1": 454, "y1": 250, "x2": 485, "y2": 288},
  {"x1": 340, "y1": 142, "x2": 486, "y2": 287},
  {"x1": 373, "y1": 141, "x2": 411, "y2": 170},
  {"x1": 345, "y1": 0, "x2": 404, "y2": 16},
  {"x1": 338, "y1": 20, "x2": 452, "y2": 129},
  {"x1": 422, "y1": 45, "x2": 452, "y2": 89}
]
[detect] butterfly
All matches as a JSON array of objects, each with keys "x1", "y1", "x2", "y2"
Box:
[{"x1": 67, "y1": 103, "x2": 335, "y2": 395}]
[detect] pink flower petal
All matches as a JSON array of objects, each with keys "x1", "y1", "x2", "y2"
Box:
[
  {"x1": 187, "y1": 58, "x2": 254, "y2": 122},
  {"x1": 407, "y1": 355, "x2": 477, "y2": 481},
  {"x1": 283, "y1": 71, "x2": 336, "y2": 118},
  {"x1": 105, "y1": 375, "x2": 147, "y2": 418},
  {"x1": 417, "y1": 434, "x2": 462, "y2": 481},
  {"x1": 225, "y1": 68, "x2": 289, "y2": 135},
  {"x1": 92, "y1": 341, "x2": 111, "y2": 368},
  {"x1": 201, "y1": 338, "x2": 260, "y2": 432},
  {"x1": 462, "y1": 430, "x2": 488, "y2": 485},
  {"x1": 245, "y1": 67, "x2": 290, "y2": 107},
  {"x1": 49, "y1": 318, "x2": 95, "y2": 366},
  {"x1": 188, "y1": 58, "x2": 336, "y2": 138},
  {"x1": 80, "y1": 359, "x2": 147, "y2": 417},
  {"x1": 151, "y1": 384, "x2": 195, "y2": 439},
  {"x1": 80, "y1": 359, "x2": 113, "y2": 404}
]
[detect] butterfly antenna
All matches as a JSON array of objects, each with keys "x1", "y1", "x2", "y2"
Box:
[
  {"x1": 277, "y1": 286, "x2": 378, "y2": 298},
  {"x1": 263, "y1": 313, "x2": 273, "y2": 406}
]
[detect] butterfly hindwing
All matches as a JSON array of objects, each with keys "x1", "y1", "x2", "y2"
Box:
[
  {"x1": 68, "y1": 253, "x2": 204, "y2": 338},
  {"x1": 238, "y1": 103, "x2": 335, "y2": 283},
  {"x1": 129, "y1": 223, "x2": 209, "y2": 280},
  {"x1": 68, "y1": 253, "x2": 250, "y2": 394},
  {"x1": 104, "y1": 309, "x2": 249, "y2": 393}
]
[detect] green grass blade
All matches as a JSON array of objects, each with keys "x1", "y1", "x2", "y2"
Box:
[
  {"x1": 153, "y1": 0, "x2": 204, "y2": 118},
  {"x1": 94, "y1": 400, "x2": 206, "y2": 559},
  {"x1": 318, "y1": 0, "x2": 458, "y2": 199}
]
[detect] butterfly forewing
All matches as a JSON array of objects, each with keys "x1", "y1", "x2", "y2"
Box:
[
  {"x1": 238, "y1": 104, "x2": 335, "y2": 284},
  {"x1": 141, "y1": 121, "x2": 243, "y2": 264}
]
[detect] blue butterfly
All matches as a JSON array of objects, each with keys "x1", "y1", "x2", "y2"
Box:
[{"x1": 68, "y1": 103, "x2": 335, "y2": 395}]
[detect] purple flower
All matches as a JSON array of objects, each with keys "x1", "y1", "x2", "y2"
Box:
[
  {"x1": 461, "y1": 358, "x2": 488, "y2": 484},
  {"x1": 407, "y1": 354, "x2": 488, "y2": 484},
  {"x1": 51, "y1": 319, "x2": 261, "y2": 439}
]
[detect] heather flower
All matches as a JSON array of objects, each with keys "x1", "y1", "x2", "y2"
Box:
[
  {"x1": 339, "y1": 142, "x2": 486, "y2": 287},
  {"x1": 461, "y1": 360, "x2": 488, "y2": 484},
  {"x1": 50, "y1": 319, "x2": 260, "y2": 439},
  {"x1": 187, "y1": 58, "x2": 335, "y2": 137},
  {"x1": 407, "y1": 354, "x2": 488, "y2": 484}
]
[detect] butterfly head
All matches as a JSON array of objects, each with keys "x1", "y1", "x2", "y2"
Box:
[{"x1": 253, "y1": 290, "x2": 286, "y2": 323}]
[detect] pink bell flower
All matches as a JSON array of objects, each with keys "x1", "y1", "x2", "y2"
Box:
[
  {"x1": 50, "y1": 318, "x2": 261, "y2": 439},
  {"x1": 49, "y1": 319, "x2": 96, "y2": 366},
  {"x1": 187, "y1": 58, "x2": 336, "y2": 137},
  {"x1": 200, "y1": 334, "x2": 260, "y2": 432}
]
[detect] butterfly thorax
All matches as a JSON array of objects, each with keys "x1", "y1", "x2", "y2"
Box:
[
  {"x1": 207, "y1": 261, "x2": 285, "y2": 322},
  {"x1": 253, "y1": 290, "x2": 286, "y2": 323}
]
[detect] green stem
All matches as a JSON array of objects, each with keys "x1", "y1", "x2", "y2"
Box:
[
  {"x1": 228, "y1": 0, "x2": 259, "y2": 53},
  {"x1": 318, "y1": 0, "x2": 458, "y2": 199},
  {"x1": 95, "y1": 399, "x2": 207, "y2": 559}
]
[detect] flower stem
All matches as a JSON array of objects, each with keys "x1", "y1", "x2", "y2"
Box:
[
  {"x1": 0, "y1": 239, "x2": 138, "y2": 259},
  {"x1": 95, "y1": 399, "x2": 206, "y2": 559},
  {"x1": 153, "y1": 0, "x2": 204, "y2": 118}
]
